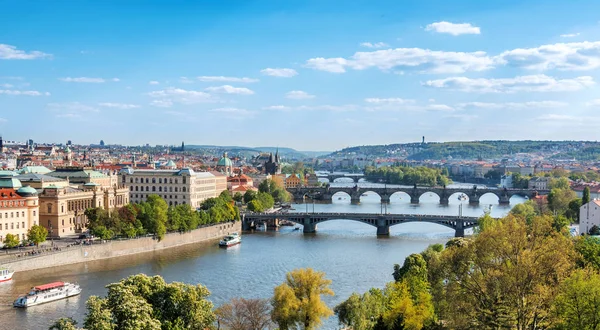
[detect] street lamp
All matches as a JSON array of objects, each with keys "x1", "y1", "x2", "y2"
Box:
[{"x1": 50, "y1": 223, "x2": 53, "y2": 246}]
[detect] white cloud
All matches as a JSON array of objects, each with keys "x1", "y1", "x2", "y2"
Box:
[
  {"x1": 260, "y1": 68, "x2": 298, "y2": 78},
  {"x1": 0, "y1": 118, "x2": 7, "y2": 123},
  {"x1": 0, "y1": 44, "x2": 51, "y2": 60},
  {"x1": 560, "y1": 33, "x2": 580, "y2": 38},
  {"x1": 364, "y1": 98, "x2": 415, "y2": 105},
  {"x1": 0, "y1": 89, "x2": 50, "y2": 96},
  {"x1": 457, "y1": 101, "x2": 568, "y2": 109},
  {"x1": 98, "y1": 103, "x2": 140, "y2": 109},
  {"x1": 148, "y1": 87, "x2": 214, "y2": 105},
  {"x1": 360, "y1": 42, "x2": 390, "y2": 49},
  {"x1": 296, "y1": 104, "x2": 359, "y2": 112},
  {"x1": 305, "y1": 48, "x2": 494, "y2": 74},
  {"x1": 180, "y1": 77, "x2": 195, "y2": 84},
  {"x1": 197, "y1": 76, "x2": 259, "y2": 83},
  {"x1": 205, "y1": 85, "x2": 254, "y2": 95},
  {"x1": 537, "y1": 114, "x2": 580, "y2": 121},
  {"x1": 286, "y1": 90, "x2": 315, "y2": 99},
  {"x1": 423, "y1": 74, "x2": 595, "y2": 93},
  {"x1": 496, "y1": 41, "x2": 600, "y2": 71},
  {"x1": 425, "y1": 21, "x2": 481, "y2": 36},
  {"x1": 263, "y1": 105, "x2": 292, "y2": 111},
  {"x1": 443, "y1": 114, "x2": 479, "y2": 120},
  {"x1": 47, "y1": 102, "x2": 99, "y2": 119},
  {"x1": 0, "y1": 83, "x2": 13, "y2": 88},
  {"x1": 210, "y1": 107, "x2": 256, "y2": 117},
  {"x1": 59, "y1": 77, "x2": 120, "y2": 83},
  {"x1": 149, "y1": 81, "x2": 160, "y2": 85},
  {"x1": 585, "y1": 99, "x2": 600, "y2": 107}
]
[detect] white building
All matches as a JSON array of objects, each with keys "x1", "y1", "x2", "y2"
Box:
[
  {"x1": 580, "y1": 200, "x2": 600, "y2": 235},
  {"x1": 119, "y1": 168, "x2": 227, "y2": 209},
  {"x1": 500, "y1": 174, "x2": 513, "y2": 188},
  {"x1": 0, "y1": 177, "x2": 39, "y2": 246}
]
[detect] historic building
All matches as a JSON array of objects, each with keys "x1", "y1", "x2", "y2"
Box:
[
  {"x1": 227, "y1": 174, "x2": 257, "y2": 194},
  {"x1": 0, "y1": 176, "x2": 39, "y2": 245},
  {"x1": 264, "y1": 151, "x2": 281, "y2": 175},
  {"x1": 284, "y1": 173, "x2": 303, "y2": 189},
  {"x1": 216, "y1": 152, "x2": 234, "y2": 176},
  {"x1": 120, "y1": 168, "x2": 227, "y2": 208}
]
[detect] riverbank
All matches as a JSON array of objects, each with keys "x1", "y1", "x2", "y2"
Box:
[{"x1": 1, "y1": 221, "x2": 241, "y2": 273}]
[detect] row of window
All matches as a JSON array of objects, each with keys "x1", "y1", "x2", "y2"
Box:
[
  {"x1": 0, "y1": 222, "x2": 26, "y2": 230},
  {"x1": 0, "y1": 200, "x2": 25, "y2": 207},
  {"x1": 133, "y1": 194, "x2": 182, "y2": 200},
  {"x1": 0, "y1": 211, "x2": 33, "y2": 219},
  {"x1": 130, "y1": 186, "x2": 187, "y2": 193},
  {"x1": 123, "y1": 177, "x2": 185, "y2": 184}
]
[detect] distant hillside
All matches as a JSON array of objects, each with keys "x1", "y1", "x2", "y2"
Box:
[
  {"x1": 326, "y1": 141, "x2": 600, "y2": 161},
  {"x1": 185, "y1": 145, "x2": 322, "y2": 160}
]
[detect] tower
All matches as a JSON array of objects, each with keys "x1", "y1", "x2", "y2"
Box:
[
  {"x1": 181, "y1": 141, "x2": 185, "y2": 152},
  {"x1": 64, "y1": 145, "x2": 73, "y2": 166},
  {"x1": 422, "y1": 136, "x2": 425, "y2": 144},
  {"x1": 0, "y1": 135, "x2": 3, "y2": 152}
]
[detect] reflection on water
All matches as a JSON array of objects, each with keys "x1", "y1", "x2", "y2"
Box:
[{"x1": 0, "y1": 193, "x2": 523, "y2": 329}]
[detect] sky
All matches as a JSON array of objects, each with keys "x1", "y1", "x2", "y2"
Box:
[{"x1": 2, "y1": 0, "x2": 600, "y2": 151}]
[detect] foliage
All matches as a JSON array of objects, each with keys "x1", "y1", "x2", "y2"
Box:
[
  {"x1": 3, "y1": 233, "x2": 19, "y2": 248},
  {"x1": 258, "y1": 179, "x2": 290, "y2": 203},
  {"x1": 48, "y1": 317, "x2": 78, "y2": 330},
  {"x1": 335, "y1": 289, "x2": 386, "y2": 330},
  {"x1": 435, "y1": 214, "x2": 575, "y2": 329},
  {"x1": 247, "y1": 200, "x2": 264, "y2": 213},
  {"x1": 574, "y1": 236, "x2": 600, "y2": 271},
  {"x1": 27, "y1": 224, "x2": 48, "y2": 246},
  {"x1": 271, "y1": 268, "x2": 334, "y2": 330},
  {"x1": 83, "y1": 274, "x2": 215, "y2": 330},
  {"x1": 591, "y1": 225, "x2": 600, "y2": 236},
  {"x1": 233, "y1": 192, "x2": 243, "y2": 203},
  {"x1": 548, "y1": 188, "x2": 578, "y2": 215},
  {"x1": 243, "y1": 190, "x2": 257, "y2": 204},
  {"x1": 553, "y1": 269, "x2": 600, "y2": 330},
  {"x1": 509, "y1": 200, "x2": 539, "y2": 222},
  {"x1": 215, "y1": 298, "x2": 272, "y2": 330},
  {"x1": 92, "y1": 225, "x2": 114, "y2": 240},
  {"x1": 583, "y1": 186, "x2": 591, "y2": 205},
  {"x1": 364, "y1": 165, "x2": 450, "y2": 186},
  {"x1": 549, "y1": 177, "x2": 571, "y2": 190}
]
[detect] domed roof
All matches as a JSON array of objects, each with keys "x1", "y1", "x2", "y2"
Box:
[
  {"x1": 0, "y1": 177, "x2": 22, "y2": 189},
  {"x1": 217, "y1": 152, "x2": 233, "y2": 167},
  {"x1": 17, "y1": 185, "x2": 38, "y2": 196},
  {"x1": 164, "y1": 160, "x2": 177, "y2": 168}
]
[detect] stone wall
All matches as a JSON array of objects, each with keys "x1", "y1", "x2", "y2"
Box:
[{"x1": 3, "y1": 221, "x2": 241, "y2": 273}]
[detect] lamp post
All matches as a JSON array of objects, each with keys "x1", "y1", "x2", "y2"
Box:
[{"x1": 50, "y1": 223, "x2": 53, "y2": 247}]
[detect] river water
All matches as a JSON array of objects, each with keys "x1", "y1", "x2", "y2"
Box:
[{"x1": 0, "y1": 182, "x2": 524, "y2": 329}]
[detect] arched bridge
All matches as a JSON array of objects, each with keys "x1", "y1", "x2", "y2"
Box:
[
  {"x1": 288, "y1": 185, "x2": 549, "y2": 205},
  {"x1": 316, "y1": 173, "x2": 364, "y2": 183},
  {"x1": 242, "y1": 212, "x2": 483, "y2": 237}
]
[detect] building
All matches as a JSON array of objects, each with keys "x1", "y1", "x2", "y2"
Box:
[
  {"x1": 306, "y1": 173, "x2": 320, "y2": 186},
  {"x1": 264, "y1": 151, "x2": 281, "y2": 175},
  {"x1": 47, "y1": 166, "x2": 118, "y2": 188},
  {"x1": 500, "y1": 174, "x2": 513, "y2": 188},
  {"x1": 216, "y1": 153, "x2": 233, "y2": 176},
  {"x1": 0, "y1": 176, "x2": 39, "y2": 246},
  {"x1": 227, "y1": 174, "x2": 256, "y2": 193},
  {"x1": 120, "y1": 168, "x2": 227, "y2": 208},
  {"x1": 580, "y1": 200, "x2": 600, "y2": 235},
  {"x1": 528, "y1": 177, "x2": 550, "y2": 190},
  {"x1": 284, "y1": 174, "x2": 303, "y2": 189}
]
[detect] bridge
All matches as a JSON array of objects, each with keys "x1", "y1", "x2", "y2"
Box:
[
  {"x1": 288, "y1": 185, "x2": 549, "y2": 205},
  {"x1": 242, "y1": 212, "x2": 482, "y2": 237},
  {"x1": 316, "y1": 173, "x2": 365, "y2": 183}
]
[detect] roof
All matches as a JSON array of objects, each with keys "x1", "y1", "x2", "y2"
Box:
[
  {"x1": 16, "y1": 173, "x2": 66, "y2": 183},
  {"x1": 0, "y1": 188, "x2": 24, "y2": 201},
  {"x1": 0, "y1": 177, "x2": 22, "y2": 189},
  {"x1": 0, "y1": 170, "x2": 17, "y2": 177},
  {"x1": 217, "y1": 153, "x2": 233, "y2": 167},
  {"x1": 34, "y1": 282, "x2": 64, "y2": 291},
  {"x1": 18, "y1": 166, "x2": 51, "y2": 174},
  {"x1": 17, "y1": 186, "x2": 38, "y2": 196}
]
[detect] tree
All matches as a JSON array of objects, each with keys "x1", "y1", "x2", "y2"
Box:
[
  {"x1": 510, "y1": 200, "x2": 538, "y2": 222},
  {"x1": 243, "y1": 190, "x2": 257, "y2": 204},
  {"x1": 139, "y1": 195, "x2": 168, "y2": 240},
  {"x1": 256, "y1": 192, "x2": 274, "y2": 210},
  {"x1": 583, "y1": 186, "x2": 591, "y2": 205},
  {"x1": 27, "y1": 224, "x2": 48, "y2": 246},
  {"x1": 335, "y1": 289, "x2": 386, "y2": 330},
  {"x1": 84, "y1": 274, "x2": 215, "y2": 330},
  {"x1": 247, "y1": 199, "x2": 264, "y2": 213},
  {"x1": 216, "y1": 298, "x2": 272, "y2": 330},
  {"x1": 553, "y1": 269, "x2": 600, "y2": 330},
  {"x1": 271, "y1": 268, "x2": 334, "y2": 330},
  {"x1": 233, "y1": 192, "x2": 243, "y2": 203},
  {"x1": 548, "y1": 188, "x2": 577, "y2": 214},
  {"x1": 219, "y1": 190, "x2": 233, "y2": 203},
  {"x1": 48, "y1": 318, "x2": 78, "y2": 330},
  {"x1": 549, "y1": 177, "x2": 570, "y2": 190},
  {"x1": 91, "y1": 225, "x2": 114, "y2": 240},
  {"x1": 3, "y1": 233, "x2": 19, "y2": 248},
  {"x1": 575, "y1": 236, "x2": 600, "y2": 270},
  {"x1": 591, "y1": 225, "x2": 600, "y2": 236}
]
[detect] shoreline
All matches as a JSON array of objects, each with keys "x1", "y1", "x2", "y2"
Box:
[{"x1": 1, "y1": 221, "x2": 241, "y2": 273}]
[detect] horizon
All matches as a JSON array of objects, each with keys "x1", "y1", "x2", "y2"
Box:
[{"x1": 2, "y1": 1, "x2": 600, "y2": 149}]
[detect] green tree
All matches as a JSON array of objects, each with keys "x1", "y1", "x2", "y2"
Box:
[
  {"x1": 27, "y1": 224, "x2": 48, "y2": 246},
  {"x1": 233, "y1": 192, "x2": 243, "y2": 203},
  {"x1": 591, "y1": 225, "x2": 600, "y2": 236},
  {"x1": 247, "y1": 199, "x2": 264, "y2": 213},
  {"x1": 271, "y1": 268, "x2": 334, "y2": 330},
  {"x1": 549, "y1": 177, "x2": 570, "y2": 190},
  {"x1": 335, "y1": 289, "x2": 386, "y2": 330},
  {"x1": 583, "y1": 186, "x2": 591, "y2": 205},
  {"x1": 92, "y1": 225, "x2": 114, "y2": 240},
  {"x1": 575, "y1": 236, "x2": 600, "y2": 270},
  {"x1": 219, "y1": 190, "x2": 233, "y2": 203},
  {"x1": 140, "y1": 195, "x2": 168, "y2": 240},
  {"x1": 48, "y1": 317, "x2": 78, "y2": 330},
  {"x1": 548, "y1": 188, "x2": 577, "y2": 214},
  {"x1": 553, "y1": 269, "x2": 600, "y2": 330},
  {"x1": 3, "y1": 233, "x2": 19, "y2": 248},
  {"x1": 510, "y1": 201, "x2": 538, "y2": 222},
  {"x1": 256, "y1": 192, "x2": 274, "y2": 210},
  {"x1": 84, "y1": 274, "x2": 215, "y2": 330},
  {"x1": 566, "y1": 198, "x2": 582, "y2": 222},
  {"x1": 243, "y1": 190, "x2": 257, "y2": 204}
]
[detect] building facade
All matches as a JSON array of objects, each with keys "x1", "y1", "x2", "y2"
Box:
[
  {"x1": 580, "y1": 200, "x2": 600, "y2": 235},
  {"x1": 120, "y1": 168, "x2": 227, "y2": 208},
  {"x1": 0, "y1": 177, "x2": 39, "y2": 245}
]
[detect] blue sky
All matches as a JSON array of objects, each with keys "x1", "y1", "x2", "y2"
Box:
[{"x1": 2, "y1": 0, "x2": 600, "y2": 151}]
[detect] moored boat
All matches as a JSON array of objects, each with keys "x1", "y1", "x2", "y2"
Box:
[
  {"x1": 13, "y1": 281, "x2": 81, "y2": 308},
  {"x1": 0, "y1": 267, "x2": 14, "y2": 282},
  {"x1": 219, "y1": 232, "x2": 241, "y2": 247}
]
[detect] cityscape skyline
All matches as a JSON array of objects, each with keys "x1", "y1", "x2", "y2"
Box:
[{"x1": 2, "y1": 0, "x2": 600, "y2": 150}]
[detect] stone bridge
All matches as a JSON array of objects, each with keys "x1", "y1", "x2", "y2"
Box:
[
  {"x1": 242, "y1": 212, "x2": 483, "y2": 237},
  {"x1": 316, "y1": 173, "x2": 365, "y2": 183},
  {"x1": 288, "y1": 185, "x2": 549, "y2": 205}
]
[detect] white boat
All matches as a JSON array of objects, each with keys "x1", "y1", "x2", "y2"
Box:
[
  {"x1": 0, "y1": 267, "x2": 14, "y2": 282},
  {"x1": 219, "y1": 233, "x2": 241, "y2": 247},
  {"x1": 13, "y1": 281, "x2": 82, "y2": 308}
]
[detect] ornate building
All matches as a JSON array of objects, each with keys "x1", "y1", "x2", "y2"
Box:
[
  {"x1": 216, "y1": 152, "x2": 233, "y2": 176},
  {"x1": 264, "y1": 150, "x2": 281, "y2": 175},
  {"x1": 0, "y1": 176, "x2": 39, "y2": 245}
]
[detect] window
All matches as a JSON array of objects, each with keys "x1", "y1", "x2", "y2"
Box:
[
  {"x1": 135, "y1": 178, "x2": 138, "y2": 183},
  {"x1": 130, "y1": 178, "x2": 133, "y2": 183},
  {"x1": 62, "y1": 220, "x2": 64, "y2": 226},
  {"x1": 183, "y1": 187, "x2": 186, "y2": 192},
  {"x1": 169, "y1": 179, "x2": 173, "y2": 184},
  {"x1": 130, "y1": 186, "x2": 134, "y2": 191},
  {"x1": 146, "y1": 178, "x2": 149, "y2": 183},
  {"x1": 146, "y1": 186, "x2": 149, "y2": 191},
  {"x1": 175, "y1": 187, "x2": 178, "y2": 192},
  {"x1": 159, "y1": 187, "x2": 162, "y2": 192},
  {"x1": 16, "y1": 222, "x2": 18, "y2": 229},
  {"x1": 22, "y1": 211, "x2": 24, "y2": 217},
  {"x1": 152, "y1": 186, "x2": 156, "y2": 192},
  {"x1": 152, "y1": 178, "x2": 156, "y2": 183},
  {"x1": 16, "y1": 212, "x2": 19, "y2": 218},
  {"x1": 183, "y1": 176, "x2": 186, "y2": 184},
  {"x1": 135, "y1": 186, "x2": 138, "y2": 191},
  {"x1": 169, "y1": 187, "x2": 172, "y2": 192},
  {"x1": 22, "y1": 222, "x2": 24, "y2": 228},
  {"x1": 47, "y1": 204, "x2": 52, "y2": 213},
  {"x1": 33, "y1": 211, "x2": 36, "y2": 216},
  {"x1": 122, "y1": 175, "x2": 126, "y2": 183},
  {"x1": 159, "y1": 178, "x2": 162, "y2": 184},
  {"x1": 61, "y1": 205, "x2": 64, "y2": 213}
]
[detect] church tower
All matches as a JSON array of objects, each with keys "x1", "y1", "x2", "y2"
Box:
[
  {"x1": 64, "y1": 145, "x2": 73, "y2": 166},
  {"x1": 0, "y1": 135, "x2": 4, "y2": 153}
]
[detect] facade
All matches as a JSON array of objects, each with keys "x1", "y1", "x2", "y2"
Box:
[
  {"x1": 580, "y1": 200, "x2": 600, "y2": 235},
  {"x1": 528, "y1": 177, "x2": 550, "y2": 190},
  {"x1": 0, "y1": 177, "x2": 39, "y2": 245},
  {"x1": 306, "y1": 173, "x2": 319, "y2": 186},
  {"x1": 227, "y1": 174, "x2": 257, "y2": 194},
  {"x1": 500, "y1": 174, "x2": 513, "y2": 188},
  {"x1": 284, "y1": 174, "x2": 303, "y2": 189},
  {"x1": 120, "y1": 168, "x2": 227, "y2": 208}
]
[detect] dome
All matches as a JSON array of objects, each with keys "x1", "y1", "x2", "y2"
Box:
[
  {"x1": 164, "y1": 160, "x2": 177, "y2": 168},
  {"x1": 0, "y1": 177, "x2": 22, "y2": 189},
  {"x1": 17, "y1": 185, "x2": 38, "y2": 197},
  {"x1": 217, "y1": 152, "x2": 233, "y2": 167}
]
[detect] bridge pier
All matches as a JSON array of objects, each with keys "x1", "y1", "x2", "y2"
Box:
[
  {"x1": 469, "y1": 195, "x2": 480, "y2": 205},
  {"x1": 353, "y1": 177, "x2": 360, "y2": 183},
  {"x1": 377, "y1": 218, "x2": 389, "y2": 236},
  {"x1": 455, "y1": 220, "x2": 465, "y2": 237},
  {"x1": 439, "y1": 196, "x2": 449, "y2": 205},
  {"x1": 350, "y1": 193, "x2": 361, "y2": 204},
  {"x1": 242, "y1": 219, "x2": 252, "y2": 231},
  {"x1": 410, "y1": 194, "x2": 420, "y2": 204},
  {"x1": 499, "y1": 195, "x2": 510, "y2": 205},
  {"x1": 380, "y1": 196, "x2": 390, "y2": 204}
]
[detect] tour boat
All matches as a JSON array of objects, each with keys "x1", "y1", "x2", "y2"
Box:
[
  {"x1": 0, "y1": 267, "x2": 14, "y2": 282},
  {"x1": 13, "y1": 281, "x2": 82, "y2": 308},
  {"x1": 219, "y1": 233, "x2": 241, "y2": 247}
]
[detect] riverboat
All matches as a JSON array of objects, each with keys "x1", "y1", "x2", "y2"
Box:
[
  {"x1": 0, "y1": 267, "x2": 14, "y2": 282},
  {"x1": 13, "y1": 281, "x2": 82, "y2": 308},
  {"x1": 219, "y1": 233, "x2": 241, "y2": 247}
]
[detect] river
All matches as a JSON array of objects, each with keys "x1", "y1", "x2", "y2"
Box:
[{"x1": 0, "y1": 182, "x2": 525, "y2": 329}]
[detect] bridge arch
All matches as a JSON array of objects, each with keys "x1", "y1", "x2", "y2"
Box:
[
  {"x1": 389, "y1": 191, "x2": 411, "y2": 204},
  {"x1": 479, "y1": 192, "x2": 501, "y2": 204},
  {"x1": 331, "y1": 191, "x2": 351, "y2": 203},
  {"x1": 359, "y1": 190, "x2": 382, "y2": 203},
  {"x1": 448, "y1": 192, "x2": 470, "y2": 204},
  {"x1": 418, "y1": 191, "x2": 441, "y2": 203}
]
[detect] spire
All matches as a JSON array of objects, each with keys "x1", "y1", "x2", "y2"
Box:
[
  {"x1": 275, "y1": 147, "x2": 280, "y2": 163},
  {"x1": 268, "y1": 152, "x2": 274, "y2": 163}
]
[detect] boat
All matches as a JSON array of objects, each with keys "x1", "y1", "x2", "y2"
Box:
[
  {"x1": 13, "y1": 281, "x2": 81, "y2": 308},
  {"x1": 219, "y1": 233, "x2": 241, "y2": 247},
  {"x1": 361, "y1": 193, "x2": 368, "y2": 197},
  {"x1": 294, "y1": 227, "x2": 300, "y2": 231},
  {"x1": 0, "y1": 267, "x2": 14, "y2": 282}
]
